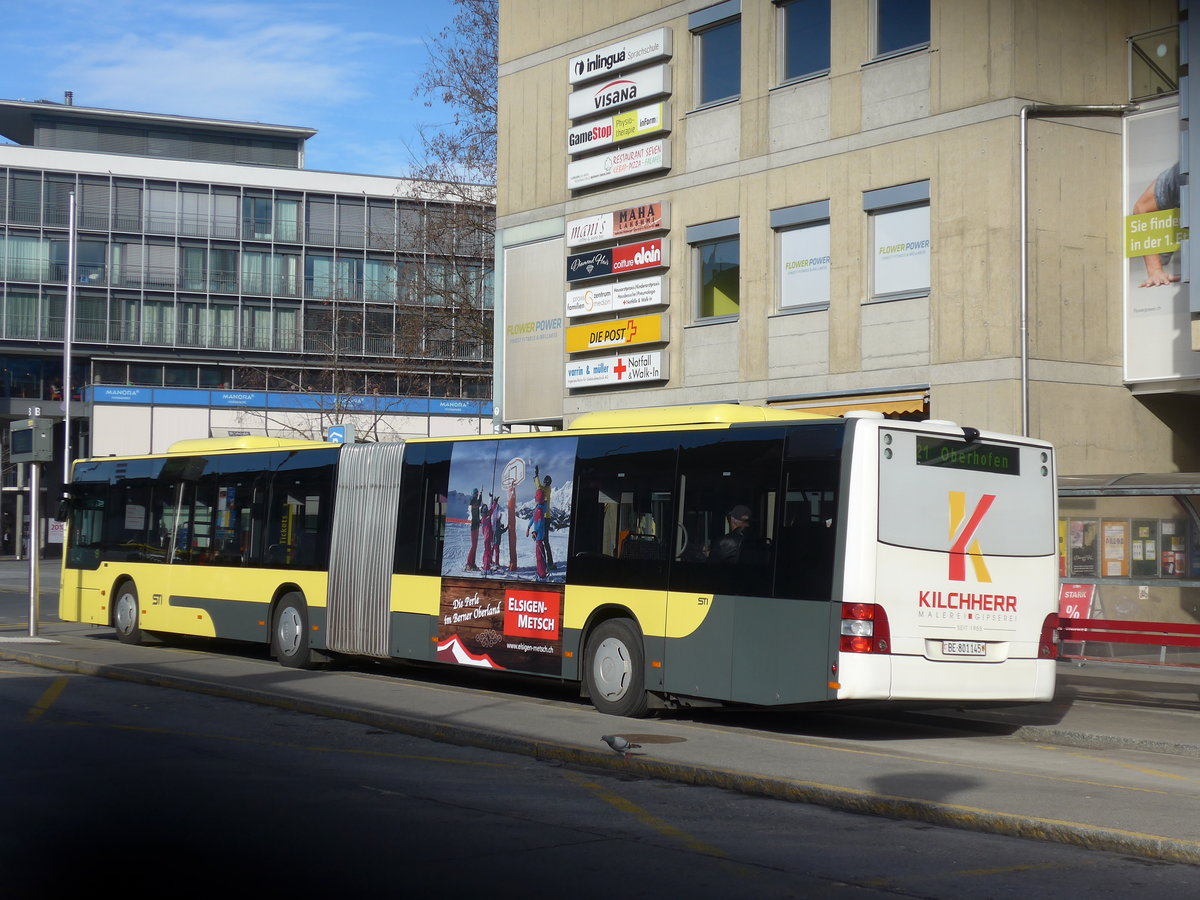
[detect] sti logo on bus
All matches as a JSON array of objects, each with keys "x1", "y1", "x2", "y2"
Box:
[{"x1": 948, "y1": 490, "x2": 996, "y2": 582}]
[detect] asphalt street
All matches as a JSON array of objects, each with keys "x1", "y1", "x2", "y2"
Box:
[{"x1": 1, "y1": 556, "x2": 1198, "y2": 867}]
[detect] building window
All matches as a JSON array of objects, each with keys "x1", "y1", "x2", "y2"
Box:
[
  {"x1": 875, "y1": 0, "x2": 929, "y2": 58},
  {"x1": 365, "y1": 258, "x2": 394, "y2": 301},
  {"x1": 305, "y1": 255, "x2": 333, "y2": 298},
  {"x1": 1129, "y1": 26, "x2": 1179, "y2": 102},
  {"x1": 691, "y1": 1, "x2": 741, "y2": 107},
  {"x1": 772, "y1": 200, "x2": 830, "y2": 310},
  {"x1": 306, "y1": 198, "x2": 335, "y2": 245},
  {"x1": 242, "y1": 305, "x2": 271, "y2": 350},
  {"x1": 4, "y1": 292, "x2": 40, "y2": 339},
  {"x1": 778, "y1": 0, "x2": 830, "y2": 83},
  {"x1": 864, "y1": 181, "x2": 930, "y2": 301},
  {"x1": 178, "y1": 301, "x2": 208, "y2": 345},
  {"x1": 145, "y1": 186, "x2": 178, "y2": 234},
  {"x1": 688, "y1": 218, "x2": 740, "y2": 319},
  {"x1": 210, "y1": 248, "x2": 238, "y2": 293},
  {"x1": 180, "y1": 190, "x2": 210, "y2": 237},
  {"x1": 243, "y1": 196, "x2": 273, "y2": 240}
]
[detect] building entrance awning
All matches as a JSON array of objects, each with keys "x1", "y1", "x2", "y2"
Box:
[{"x1": 768, "y1": 389, "x2": 929, "y2": 418}]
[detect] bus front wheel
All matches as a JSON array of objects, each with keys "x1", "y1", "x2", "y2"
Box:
[
  {"x1": 272, "y1": 593, "x2": 313, "y2": 669},
  {"x1": 113, "y1": 581, "x2": 143, "y2": 645},
  {"x1": 584, "y1": 618, "x2": 650, "y2": 718}
]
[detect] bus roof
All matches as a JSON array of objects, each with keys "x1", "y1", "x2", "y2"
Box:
[
  {"x1": 165, "y1": 436, "x2": 333, "y2": 454},
  {"x1": 567, "y1": 404, "x2": 833, "y2": 431}
]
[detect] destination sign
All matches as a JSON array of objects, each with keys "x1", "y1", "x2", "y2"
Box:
[{"x1": 915, "y1": 437, "x2": 1020, "y2": 476}]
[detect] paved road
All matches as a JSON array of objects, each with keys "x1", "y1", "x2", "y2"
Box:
[
  {"x1": 2, "y1": 558, "x2": 1198, "y2": 866},
  {"x1": 3, "y1": 656, "x2": 1196, "y2": 897}
]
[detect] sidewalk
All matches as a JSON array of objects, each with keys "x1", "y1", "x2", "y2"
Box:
[{"x1": 2, "y1": 619, "x2": 1198, "y2": 866}]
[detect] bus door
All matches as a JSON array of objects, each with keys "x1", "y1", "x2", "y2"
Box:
[
  {"x1": 61, "y1": 476, "x2": 107, "y2": 623},
  {"x1": 665, "y1": 425, "x2": 842, "y2": 706}
]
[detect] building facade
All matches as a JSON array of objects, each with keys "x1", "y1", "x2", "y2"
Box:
[
  {"x1": 494, "y1": 0, "x2": 1200, "y2": 477},
  {"x1": 0, "y1": 98, "x2": 493, "y2": 551}
]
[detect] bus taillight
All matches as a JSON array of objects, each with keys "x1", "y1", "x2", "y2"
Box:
[
  {"x1": 1039, "y1": 612, "x2": 1059, "y2": 659},
  {"x1": 840, "y1": 603, "x2": 891, "y2": 654}
]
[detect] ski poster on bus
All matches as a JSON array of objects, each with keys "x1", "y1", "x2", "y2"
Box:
[{"x1": 436, "y1": 436, "x2": 577, "y2": 674}]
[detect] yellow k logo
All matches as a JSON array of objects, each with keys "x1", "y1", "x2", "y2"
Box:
[{"x1": 949, "y1": 491, "x2": 995, "y2": 583}]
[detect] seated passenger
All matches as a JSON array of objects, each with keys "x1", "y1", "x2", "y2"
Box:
[{"x1": 710, "y1": 504, "x2": 752, "y2": 564}]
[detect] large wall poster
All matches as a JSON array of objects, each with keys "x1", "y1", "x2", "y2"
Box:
[
  {"x1": 436, "y1": 436, "x2": 578, "y2": 675},
  {"x1": 1124, "y1": 105, "x2": 1200, "y2": 382}
]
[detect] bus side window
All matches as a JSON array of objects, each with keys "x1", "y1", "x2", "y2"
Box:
[
  {"x1": 203, "y1": 475, "x2": 264, "y2": 567},
  {"x1": 266, "y1": 479, "x2": 329, "y2": 570},
  {"x1": 770, "y1": 425, "x2": 844, "y2": 601},
  {"x1": 670, "y1": 429, "x2": 784, "y2": 598},
  {"x1": 775, "y1": 462, "x2": 840, "y2": 602},
  {"x1": 396, "y1": 442, "x2": 450, "y2": 576},
  {"x1": 263, "y1": 449, "x2": 337, "y2": 571},
  {"x1": 103, "y1": 481, "x2": 156, "y2": 562},
  {"x1": 570, "y1": 434, "x2": 675, "y2": 590}
]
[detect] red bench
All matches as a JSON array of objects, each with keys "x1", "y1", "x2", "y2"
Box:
[{"x1": 1058, "y1": 617, "x2": 1200, "y2": 664}]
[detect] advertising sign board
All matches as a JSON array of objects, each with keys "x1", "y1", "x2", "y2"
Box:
[
  {"x1": 565, "y1": 313, "x2": 667, "y2": 354},
  {"x1": 568, "y1": 28, "x2": 672, "y2": 85},
  {"x1": 565, "y1": 351, "x2": 667, "y2": 389},
  {"x1": 565, "y1": 274, "x2": 665, "y2": 318},
  {"x1": 567, "y1": 139, "x2": 670, "y2": 191},
  {"x1": 567, "y1": 103, "x2": 669, "y2": 156},
  {"x1": 567, "y1": 202, "x2": 668, "y2": 248},
  {"x1": 567, "y1": 65, "x2": 670, "y2": 121}
]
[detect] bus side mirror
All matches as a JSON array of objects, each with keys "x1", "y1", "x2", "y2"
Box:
[{"x1": 55, "y1": 497, "x2": 72, "y2": 523}]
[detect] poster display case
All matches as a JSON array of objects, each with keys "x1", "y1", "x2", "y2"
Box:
[{"x1": 1058, "y1": 474, "x2": 1200, "y2": 666}]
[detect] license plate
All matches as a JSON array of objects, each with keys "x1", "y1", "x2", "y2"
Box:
[{"x1": 943, "y1": 641, "x2": 986, "y2": 657}]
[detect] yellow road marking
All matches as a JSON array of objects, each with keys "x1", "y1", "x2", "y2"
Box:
[
  {"x1": 26, "y1": 676, "x2": 69, "y2": 723},
  {"x1": 1044, "y1": 745, "x2": 1200, "y2": 786},
  {"x1": 561, "y1": 769, "x2": 728, "y2": 858},
  {"x1": 865, "y1": 862, "x2": 1068, "y2": 888}
]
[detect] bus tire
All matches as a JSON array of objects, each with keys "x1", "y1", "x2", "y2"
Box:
[
  {"x1": 112, "y1": 580, "x2": 143, "y2": 645},
  {"x1": 584, "y1": 618, "x2": 650, "y2": 718},
  {"x1": 272, "y1": 593, "x2": 313, "y2": 669}
]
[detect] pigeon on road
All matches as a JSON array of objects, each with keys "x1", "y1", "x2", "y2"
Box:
[{"x1": 601, "y1": 734, "x2": 641, "y2": 760}]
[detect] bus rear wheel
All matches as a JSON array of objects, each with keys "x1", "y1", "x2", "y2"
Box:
[
  {"x1": 584, "y1": 618, "x2": 650, "y2": 718},
  {"x1": 112, "y1": 580, "x2": 143, "y2": 645},
  {"x1": 272, "y1": 593, "x2": 313, "y2": 669}
]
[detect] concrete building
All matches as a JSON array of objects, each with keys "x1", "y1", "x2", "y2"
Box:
[
  {"x1": 494, "y1": 0, "x2": 1200, "y2": 476},
  {"x1": 0, "y1": 98, "x2": 493, "y2": 550}
]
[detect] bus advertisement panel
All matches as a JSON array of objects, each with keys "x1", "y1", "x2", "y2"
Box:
[{"x1": 435, "y1": 436, "x2": 577, "y2": 673}]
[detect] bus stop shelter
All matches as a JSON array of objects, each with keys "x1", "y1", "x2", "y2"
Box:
[{"x1": 1058, "y1": 474, "x2": 1200, "y2": 667}]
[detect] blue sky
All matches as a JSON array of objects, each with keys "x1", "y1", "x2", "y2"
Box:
[{"x1": 0, "y1": 0, "x2": 461, "y2": 176}]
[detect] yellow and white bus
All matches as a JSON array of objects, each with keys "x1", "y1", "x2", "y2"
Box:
[{"x1": 59, "y1": 405, "x2": 1060, "y2": 716}]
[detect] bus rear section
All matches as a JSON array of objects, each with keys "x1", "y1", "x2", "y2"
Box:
[{"x1": 836, "y1": 420, "x2": 1059, "y2": 702}]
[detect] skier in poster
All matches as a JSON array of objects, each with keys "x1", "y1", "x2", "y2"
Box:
[
  {"x1": 534, "y1": 464, "x2": 555, "y2": 570},
  {"x1": 489, "y1": 494, "x2": 503, "y2": 570},
  {"x1": 465, "y1": 488, "x2": 481, "y2": 571},
  {"x1": 480, "y1": 497, "x2": 493, "y2": 575},
  {"x1": 503, "y1": 461, "x2": 523, "y2": 572},
  {"x1": 527, "y1": 487, "x2": 548, "y2": 579}
]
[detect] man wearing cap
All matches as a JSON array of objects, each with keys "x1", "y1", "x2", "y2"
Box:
[{"x1": 711, "y1": 504, "x2": 752, "y2": 564}]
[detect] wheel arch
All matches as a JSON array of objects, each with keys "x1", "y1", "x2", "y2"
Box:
[
  {"x1": 578, "y1": 604, "x2": 645, "y2": 700},
  {"x1": 107, "y1": 574, "x2": 137, "y2": 628},
  {"x1": 268, "y1": 582, "x2": 307, "y2": 632}
]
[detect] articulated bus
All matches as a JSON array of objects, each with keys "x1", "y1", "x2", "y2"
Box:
[{"x1": 59, "y1": 405, "x2": 1060, "y2": 716}]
